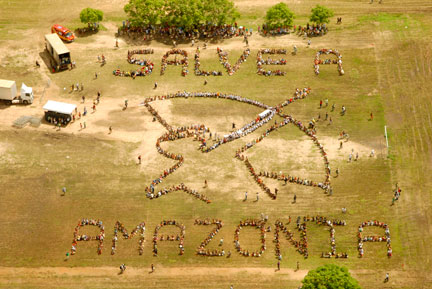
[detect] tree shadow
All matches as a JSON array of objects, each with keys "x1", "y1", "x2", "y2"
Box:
[
  {"x1": 74, "y1": 28, "x2": 99, "y2": 38},
  {"x1": 117, "y1": 33, "x2": 234, "y2": 46}
]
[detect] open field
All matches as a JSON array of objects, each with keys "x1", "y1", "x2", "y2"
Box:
[{"x1": 1, "y1": 0, "x2": 432, "y2": 288}]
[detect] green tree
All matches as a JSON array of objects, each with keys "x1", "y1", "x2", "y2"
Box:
[
  {"x1": 124, "y1": 0, "x2": 163, "y2": 27},
  {"x1": 301, "y1": 264, "x2": 361, "y2": 289},
  {"x1": 264, "y1": 2, "x2": 295, "y2": 29},
  {"x1": 309, "y1": 4, "x2": 334, "y2": 24},
  {"x1": 202, "y1": 0, "x2": 239, "y2": 25},
  {"x1": 124, "y1": 0, "x2": 239, "y2": 28},
  {"x1": 79, "y1": 8, "x2": 104, "y2": 26},
  {"x1": 161, "y1": 0, "x2": 204, "y2": 29}
]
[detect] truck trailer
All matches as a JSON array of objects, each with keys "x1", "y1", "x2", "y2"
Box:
[
  {"x1": 0, "y1": 79, "x2": 34, "y2": 104},
  {"x1": 45, "y1": 33, "x2": 71, "y2": 71}
]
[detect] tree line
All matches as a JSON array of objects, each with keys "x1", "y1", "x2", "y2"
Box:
[
  {"x1": 124, "y1": 0, "x2": 240, "y2": 28},
  {"x1": 77, "y1": 2, "x2": 334, "y2": 33},
  {"x1": 265, "y1": 3, "x2": 334, "y2": 29}
]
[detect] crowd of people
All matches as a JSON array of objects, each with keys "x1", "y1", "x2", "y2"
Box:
[
  {"x1": 111, "y1": 221, "x2": 146, "y2": 255},
  {"x1": 258, "y1": 23, "x2": 328, "y2": 37},
  {"x1": 71, "y1": 219, "x2": 105, "y2": 256},
  {"x1": 234, "y1": 219, "x2": 266, "y2": 257},
  {"x1": 140, "y1": 89, "x2": 332, "y2": 203},
  {"x1": 195, "y1": 219, "x2": 225, "y2": 256},
  {"x1": 146, "y1": 183, "x2": 211, "y2": 204},
  {"x1": 295, "y1": 23, "x2": 328, "y2": 37},
  {"x1": 153, "y1": 220, "x2": 186, "y2": 256},
  {"x1": 256, "y1": 49, "x2": 287, "y2": 76},
  {"x1": 258, "y1": 24, "x2": 292, "y2": 36},
  {"x1": 358, "y1": 221, "x2": 392, "y2": 258},
  {"x1": 234, "y1": 88, "x2": 331, "y2": 198},
  {"x1": 277, "y1": 87, "x2": 311, "y2": 108},
  {"x1": 119, "y1": 22, "x2": 249, "y2": 41},
  {"x1": 217, "y1": 47, "x2": 250, "y2": 75},
  {"x1": 274, "y1": 219, "x2": 308, "y2": 259},
  {"x1": 194, "y1": 47, "x2": 222, "y2": 76},
  {"x1": 299, "y1": 216, "x2": 348, "y2": 258},
  {"x1": 160, "y1": 49, "x2": 189, "y2": 76},
  {"x1": 144, "y1": 92, "x2": 271, "y2": 155},
  {"x1": 113, "y1": 49, "x2": 154, "y2": 78},
  {"x1": 314, "y1": 49, "x2": 344, "y2": 75}
]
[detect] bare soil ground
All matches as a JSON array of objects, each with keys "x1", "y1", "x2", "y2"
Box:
[{"x1": 1, "y1": 0, "x2": 432, "y2": 288}]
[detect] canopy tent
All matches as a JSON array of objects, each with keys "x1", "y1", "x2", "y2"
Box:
[{"x1": 43, "y1": 100, "x2": 76, "y2": 115}]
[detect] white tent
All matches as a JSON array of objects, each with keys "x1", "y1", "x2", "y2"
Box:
[{"x1": 43, "y1": 100, "x2": 76, "y2": 115}]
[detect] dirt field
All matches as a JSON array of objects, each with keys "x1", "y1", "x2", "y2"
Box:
[{"x1": 0, "y1": 0, "x2": 432, "y2": 288}]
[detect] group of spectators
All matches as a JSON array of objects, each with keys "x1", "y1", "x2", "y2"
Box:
[
  {"x1": 256, "y1": 49, "x2": 287, "y2": 76},
  {"x1": 160, "y1": 49, "x2": 189, "y2": 76},
  {"x1": 314, "y1": 49, "x2": 344, "y2": 76},
  {"x1": 153, "y1": 220, "x2": 186, "y2": 256},
  {"x1": 234, "y1": 219, "x2": 266, "y2": 257},
  {"x1": 111, "y1": 221, "x2": 146, "y2": 255},
  {"x1": 195, "y1": 219, "x2": 225, "y2": 256},
  {"x1": 295, "y1": 23, "x2": 328, "y2": 38},
  {"x1": 258, "y1": 23, "x2": 328, "y2": 37},
  {"x1": 274, "y1": 219, "x2": 308, "y2": 259},
  {"x1": 194, "y1": 47, "x2": 222, "y2": 76},
  {"x1": 358, "y1": 221, "x2": 391, "y2": 258},
  {"x1": 71, "y1": 219, "x2": 105, "y2": 256},
  {"x1": 113, "y1": 49, "x2": 154, "y2": 78},
  {"x1": 119, "y1": 22, "x2": 249, "y2": 41},
  {"x1": 258, "y1": 24, "x2": 292, "y2": 36},
  {"x1": 217, "y1": 47, "x2": 250, "y2": 75}
]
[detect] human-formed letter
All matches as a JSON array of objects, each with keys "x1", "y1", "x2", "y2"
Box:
[
  {"x1": 161, "y1": 49, "x2": 189, "y2": 76},
  {"x1": 358, "y1": 221, "x2": 391, "y2": 258},
  {"x1": 113, "y1": 49, "x2": 154, "y2": 77},
  {"x1": 314, "y1": 49, "x2": 344, "y2": 76},
  {"x1": 111, "y1": 221, "x2": 146, "y2": 255},
  {"x1": 257, "y1": 49, "x2": 287, "y2": 76},
  {"x1": 153, "y1": 220, "x2": 186, "y2": 256},
  {"x1": 234, "y1": 219, "x2": 266, "y2": 257},
  {"x1": 217, "y1": 48, "x2": 250, "y2": 75},
  {"x1": 195, "y1": 219, "x2": 224, "y2": 256},
  {"x1": 71, "y1": 218, "x2": 105, "y2": 256}
]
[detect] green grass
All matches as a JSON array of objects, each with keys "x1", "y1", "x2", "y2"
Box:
[{"x1": 1, "y1": 0, "x2": 432, "y2": 288}]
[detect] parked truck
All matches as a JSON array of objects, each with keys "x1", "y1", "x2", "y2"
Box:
[
  {"x1": 0, "y1": 79, "x2": 34, "y2": 104},
  {"x1": 45, "y1": 33, "x2": 71, "y2": 71}
]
